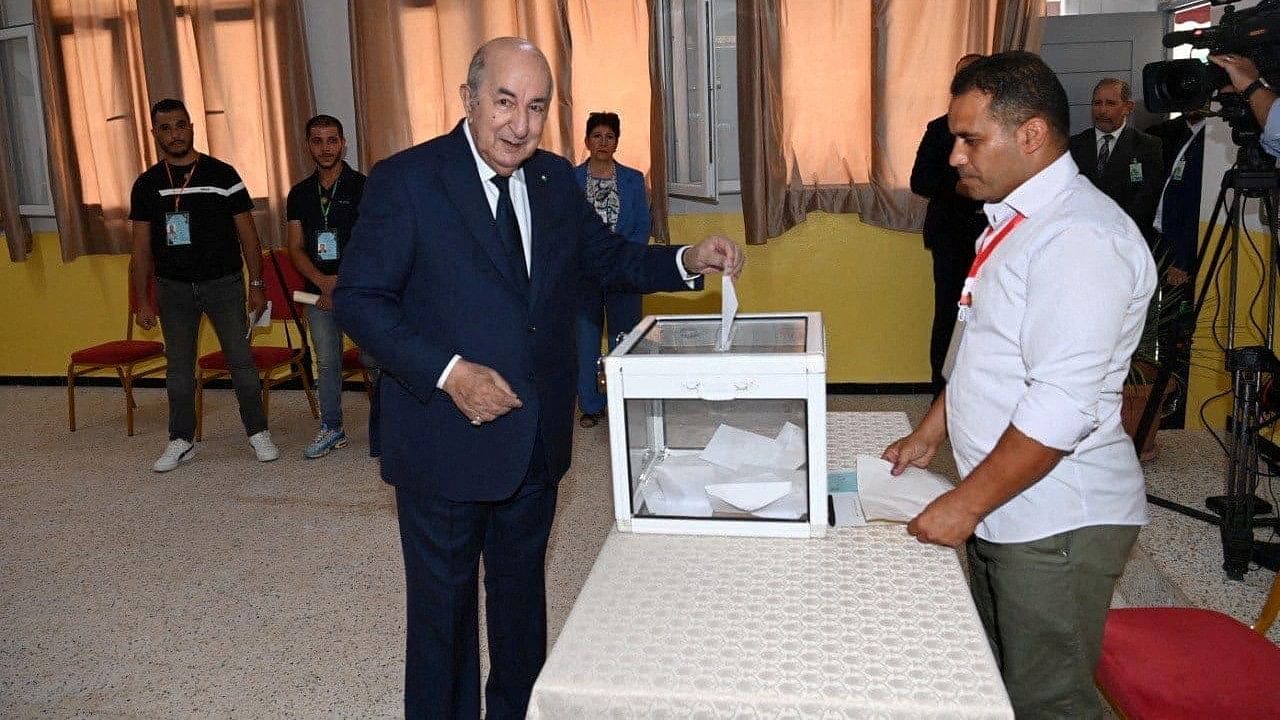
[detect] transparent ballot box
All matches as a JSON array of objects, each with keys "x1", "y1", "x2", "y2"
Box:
[{"x1": 603, "y1": 313, "x2": 827, "y2": 538}]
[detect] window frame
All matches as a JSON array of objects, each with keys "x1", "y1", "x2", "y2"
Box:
[
  {"x1": 0, "y1": 23, "x2": 54, "y2": 217},
  {"x1": 658, "y1": 0, "x2": 718, "y2": 201}
]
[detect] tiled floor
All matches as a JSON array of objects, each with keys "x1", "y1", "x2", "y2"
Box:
[{"x1": 1, "y1": 386, "x2": 1275, "y2": 718}]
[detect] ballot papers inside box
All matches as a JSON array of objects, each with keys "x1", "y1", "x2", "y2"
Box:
[{"x1": 603, "y1": 313, "x2": 827, "y2": 538}]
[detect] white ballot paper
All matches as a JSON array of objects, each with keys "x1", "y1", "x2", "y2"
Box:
[
  {"x1": 700, "y1": 422, "x2": 806, "y2": 472},
  {"x1": 716, "y1": 275, "x2": 739, "y2": 351},
  {"x1": 854, "y1": 454, "x2": 954, "y2": 523},
  {"x1": 245, "y1": 300, "x2": 273, "y2": 338},
  {"x1": 292, "y1": 290, "x2": 319, "y2": 306}
]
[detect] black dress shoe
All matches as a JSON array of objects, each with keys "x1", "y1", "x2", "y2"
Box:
[{"x1": 579, "y1": 412, "x2": 601, "y2": 428}]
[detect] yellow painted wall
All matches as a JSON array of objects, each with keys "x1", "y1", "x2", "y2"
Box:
[
  {"x1": 4, "y1": 214, "x2": 1258, "y2": 434},
  {"x1": 1184, "y1": 220, "x2": 1274, "y2": 436},
  {"x1": 1, "y1": 212, "x2": 935, "y2": 384},
  {"x1": 0, "y1": 232, "x2": 295, "y2": 376}
]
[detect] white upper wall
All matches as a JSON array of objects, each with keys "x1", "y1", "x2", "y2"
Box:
[
  {"x1": 1059, "y1": 0, "x2": 1161, "y2": 13},
  {"x1": 300, "y1": 1, "x2": 359, "y2": 171}
]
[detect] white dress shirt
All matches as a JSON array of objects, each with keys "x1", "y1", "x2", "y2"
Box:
[
  {"x1": 946, "y1": 153, "x2": 1157, "y2": 543},
  {"x1": 1094, "y1": 119, "x2": 1126, "y2": 159},
  {"x1": 437, "y1": 121, "x2": 695, "y2": 389}
]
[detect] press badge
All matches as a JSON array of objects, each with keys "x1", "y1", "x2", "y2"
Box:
[
  {"x1": 165, "y1": 211, "x2": 192, "y2": 247},
  {"x1": 315, "y1": 230, "x2": 339, "y2": 261},
  {"x1": 1172, "y1": 157, "x2": 1187, "y2": 182},
  {"x1": 1129, "y1": 161, "x2": 1144, "y2": 183}
]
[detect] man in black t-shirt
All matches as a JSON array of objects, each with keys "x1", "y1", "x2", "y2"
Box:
[
  {"x1": 129, "y1": 98, "x2": 280, "y2": 472},
  {"x1": 285, "y1": 114, "x2": 379, "y2": 459}
]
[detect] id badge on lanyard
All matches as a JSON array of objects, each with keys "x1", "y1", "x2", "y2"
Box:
[
  {"x1": 163, "y1": 157, "x2": 198, "y2": 247},
  {"x1": 941, "y1": 212, "x2": 1026, "y2": 381},
  {"x1": 317, "y1": 178, "x2": 341, "y2": 262},
  {"x1": 316, "y1": 229, "x2": 339, "y2": 261},
  {"x1": 165, "y1": 211, "x2": 192, "y2": 246}
]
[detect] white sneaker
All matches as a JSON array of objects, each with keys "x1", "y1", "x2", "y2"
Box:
[
  {"x1": 153, "y1": 439, "x2": 195, "y2": 472},
  {"x1": 249, "y1": 430, "x2": 280, "y2": 462}
]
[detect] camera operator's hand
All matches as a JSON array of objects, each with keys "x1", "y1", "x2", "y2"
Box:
[
  {"x1": 1210, "y1": 53, "x2": 1278, "y2": 138},
  {"x1": 1209, "y1": 53, "x2": 1260, "y2": 94}
]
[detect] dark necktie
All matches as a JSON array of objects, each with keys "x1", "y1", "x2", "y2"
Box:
[
  {"x1": 1097, "y1": 134, "x2": 1112, "y2": 176},
  {"x1": 489, "y1": 174, "x2": 529, "y2": 286}
]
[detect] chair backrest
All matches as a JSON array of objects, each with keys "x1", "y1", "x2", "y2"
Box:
[
  {"x1": 262, "y1": 249, "x2": 306, "y2": 322},
  {"x1": 1253, "y1": 565, "x2": 1280, "y2": 634}
]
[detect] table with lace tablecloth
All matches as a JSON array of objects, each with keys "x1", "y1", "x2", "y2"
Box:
[{"x1": 527, "y1": 411, "x2": 1013, "y2": 719}]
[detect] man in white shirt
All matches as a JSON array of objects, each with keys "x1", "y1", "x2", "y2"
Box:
[{"x1": 883, "y1": 52, "x2": 1157, "y2": 719}]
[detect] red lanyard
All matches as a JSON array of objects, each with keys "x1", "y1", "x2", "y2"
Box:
[
  {"x1": 163, "y1": 155, "x2": 200, "y2": 212},
  {"x1": 959, "y1": 212, "x2": 1025, "y2": 308}
]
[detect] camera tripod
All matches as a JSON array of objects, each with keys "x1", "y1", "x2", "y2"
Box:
[{"x1": 1134, "y1": 149, "x2": 1280, "y2": 581}]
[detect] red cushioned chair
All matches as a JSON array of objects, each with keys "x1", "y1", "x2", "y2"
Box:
[
  {"x1": 341, "y1": 347, "x2": 375, "y2": 400},
  {"x1": 194, "y1": 250, "x2": 318, "y2": 440},
  {"x1": 1096, "y1": 566, "x2": 1280, "y2": 719},
  {"x1": 67, "y1": 266, "x2": 166, "y2": 436}
]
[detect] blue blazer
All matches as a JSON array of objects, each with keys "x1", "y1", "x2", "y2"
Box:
[
  {"x1": 573, "y1": 161, "x2": 652, "y2": 245},
  {"x1": 334, "y1": 122, "x2": 698, "y2": 502}
]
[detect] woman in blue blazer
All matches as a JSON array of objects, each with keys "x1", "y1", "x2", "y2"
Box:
[{"x1": 574, "y1": 112, "x2": 652, "y2": 427}]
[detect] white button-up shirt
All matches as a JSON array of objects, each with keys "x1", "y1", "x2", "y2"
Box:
[
  {"x1": 946, "y1": 152, "x2": 1157, "y2": 543},
  {"x1": 1094, "y1": 119, "x2": 1126, "y2": 158}
]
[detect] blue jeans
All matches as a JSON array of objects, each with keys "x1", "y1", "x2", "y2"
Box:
[
  {"x1": 575, "y1": 285, "x2": 642, "y2": 415},
  {"x1": 305, "y1": 303, "x2": 380, "y2": 432}
]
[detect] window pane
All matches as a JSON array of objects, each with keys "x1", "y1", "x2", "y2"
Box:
[
  {"x1": 664, "y1": 0, "x2": 707, "y2": 186},
  {"x1": 1, "y1": 0, "x2": 34, "y2": 28},
  {"x1": 712, "y1": 0, "x2": 737, "y2": 187},
  {"x1": 0, "y1": 33, "x2": 51, "y2": 209}
]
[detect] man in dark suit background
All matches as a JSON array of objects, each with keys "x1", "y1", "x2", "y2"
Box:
[
  {"x1": 910, "y1": 53, "x2": 987, "y2": 393},
  {"x1": 334, "y1": 37, "x2": 743, "y2": 720},
  {"x1": 1069, "y1": 78, "x2": 1164, "y2": 242}
]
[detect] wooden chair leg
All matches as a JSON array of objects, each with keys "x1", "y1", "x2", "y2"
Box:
[
  {"x1": 120, "y1": 369, "x2": 136, "y2": 437},
  {"x1": 299, "y1": 362, "x2": 319, "y2": 419},
  {"x1": 362, "y1": 369, "x2": 373, "y2": 401},
  {"x1": 67, "y1": 363, "x2": 77, "y2": 432}
]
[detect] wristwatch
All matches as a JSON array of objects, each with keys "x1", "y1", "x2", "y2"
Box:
[
  {"x1": 1242, "y1": 77, "x2": 1274, "y2": 100},
  {"x1": 248, "y1": 279, "x2": 265, "y2": 289}
]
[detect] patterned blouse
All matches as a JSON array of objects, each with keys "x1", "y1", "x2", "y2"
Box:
[{"x1": 586, "y1": 173, "x2": 621, "y2": 231}]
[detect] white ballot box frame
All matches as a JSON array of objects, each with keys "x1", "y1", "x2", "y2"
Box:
[{"x1": 603, "y1": 312, "x2": 828, "y2": 539}]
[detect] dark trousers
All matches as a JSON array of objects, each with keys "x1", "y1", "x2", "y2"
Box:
[
  {"x1": 155, "y1": 273, "x2": 266, "y2": 442},
  {"x1": 395, "y1": 446, "x2": 557, "y2": 720},
  {"x1": 928, "y1": 239, "x2": 976, "y2": 389}
]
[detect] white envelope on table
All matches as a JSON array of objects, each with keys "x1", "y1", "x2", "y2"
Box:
[{"x1": 854, "y1": 454, "x2": 954, "y2": 523}]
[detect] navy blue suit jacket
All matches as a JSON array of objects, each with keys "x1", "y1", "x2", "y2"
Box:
[{"x1": 334, "y1": 122, "x2": 698, "y2": 502}]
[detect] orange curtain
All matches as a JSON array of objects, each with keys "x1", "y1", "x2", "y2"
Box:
[
  {"x1": 350, "y1": 1, "x2": 573, "y2": 168},
  {"x1": 739, "y1": 0, "x2": 1046, "y2": 244},
  {"x1": 350, "y1": 0, "x2": 653, "y2": 195},
  {"x1": 35, "y1": 0, "x2": 312, "y2": 260}
]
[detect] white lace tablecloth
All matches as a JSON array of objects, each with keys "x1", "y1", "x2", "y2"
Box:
[{"x1": 527, "y1": 412, "x2": 1013, "y2": 719}]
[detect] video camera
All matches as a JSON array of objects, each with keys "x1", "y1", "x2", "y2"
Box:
[{"x1": 1144, "y1": 0, "x2": 1280, "y2": 144}]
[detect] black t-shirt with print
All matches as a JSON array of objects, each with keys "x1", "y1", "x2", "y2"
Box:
[
  {"x1": 285, "y1": 163, "x2": 366, "y2": 293},
  {"x1": 128, "y1": 154, "x2": 255, "y2": 282}
]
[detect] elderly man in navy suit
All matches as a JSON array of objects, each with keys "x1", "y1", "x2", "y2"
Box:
[{"x1": 335, "y1": 37, "x2": 743, "y2": 720}]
